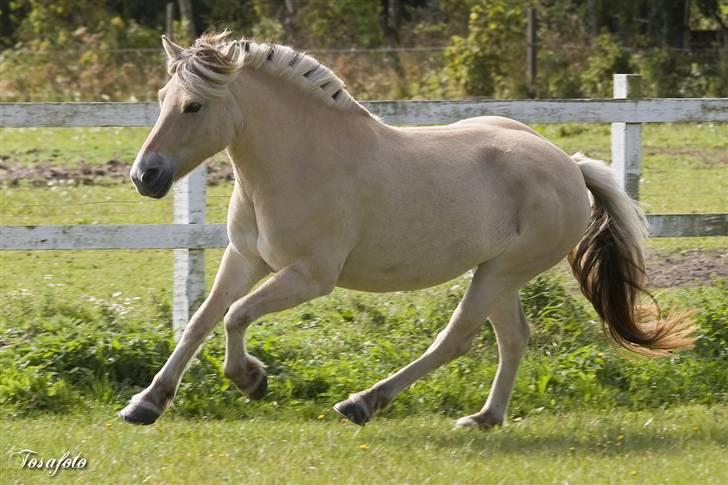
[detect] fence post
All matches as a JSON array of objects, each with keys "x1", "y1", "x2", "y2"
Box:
[
  {"x1": 611, "y1": 74, "x2": 642, "y2": 200},
  {"x1": 173, "y1": 165, "x2": 207, "y2": 339}
]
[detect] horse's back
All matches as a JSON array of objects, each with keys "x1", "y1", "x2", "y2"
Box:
[{"x1": 450, "y1": 115, "x2": 542, "y2": 137}]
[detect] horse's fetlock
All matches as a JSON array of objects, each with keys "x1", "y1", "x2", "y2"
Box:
[
  {"x1": 223, "y1": 361, "x2": 242, "y2": 381},
  {"x1": 370, "y1": 386, "x2": 393, "y2": 412}
]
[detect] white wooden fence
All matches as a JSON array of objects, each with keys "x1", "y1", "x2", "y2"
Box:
[{"x1": 2, "y1": 75, "x2": 727, "y2": 335}]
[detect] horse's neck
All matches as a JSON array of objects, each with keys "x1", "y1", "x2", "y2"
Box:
[{"x1": 227, "y1": 68, "x2": 382, "y2": 194}]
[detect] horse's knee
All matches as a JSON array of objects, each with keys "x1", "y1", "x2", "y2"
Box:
[{"x1": 223, "y1": 302, "x2": 254, "y2": 333}]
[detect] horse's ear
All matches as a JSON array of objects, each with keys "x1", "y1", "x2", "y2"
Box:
[{"x1": 161, "y1": 35, "x2": 184, "y2": 60}]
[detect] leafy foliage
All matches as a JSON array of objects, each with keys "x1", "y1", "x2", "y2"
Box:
[
  {"x1": 1, "y1": 275, "x2": 725, "y2": 420},
  {"x1": 580, "y1": 33, "x2": 633, "y2": 97},
  {"x1": 298, "y1": 0, "x2": 383, "y2": 48},
  {"x1": 2, "y1": 0, "x2": 726, "y2": 101},
  {"x1": 445, "y1": 1, "x2": 527, "y2": 98}
]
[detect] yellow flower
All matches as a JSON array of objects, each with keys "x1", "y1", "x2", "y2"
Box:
[{"x1": 359, "y1": 444, "x2": 369, "y2": 450}]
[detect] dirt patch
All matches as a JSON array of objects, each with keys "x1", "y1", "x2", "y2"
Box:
[
  {"x1": 0, "y1": 158, "x2": 234, "y2": 187},
  {"x1": 642, "y1": 147, "x2": 728, "y2": 166},
  {"x1": 646, "y1": 249, "x2": 727, "y2": 288},
  {"x1": 553, "y1": 249, "x2": 726, "y2": 289}
]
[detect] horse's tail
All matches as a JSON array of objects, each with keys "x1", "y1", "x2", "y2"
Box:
[{"x1": 568, "y1": 153, "x2": 695, "y2": 357}]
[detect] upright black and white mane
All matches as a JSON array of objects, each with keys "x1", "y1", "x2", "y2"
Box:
[{"x1": 167, "y1": 31, "x2": 368, "y2": 115}]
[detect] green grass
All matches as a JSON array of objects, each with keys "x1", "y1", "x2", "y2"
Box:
[
  {"x1": 0, "y1": 126, "x2": 228, "y2": 168},
  {"x1": 0, "y1": 184, "x2": 233, "y2": 226},
  {"x1": 533, "y1": 122, "x2": 728, "y2": 215},
  {"x1": 2, "y1": 405, "x2": 727, "y2": 484},
  {"x1": 0, "y1": 127, "x2": 147, "y2": 167},
  {"x1": 1, "y1": 272, "x2": 725, "y2": 421}
]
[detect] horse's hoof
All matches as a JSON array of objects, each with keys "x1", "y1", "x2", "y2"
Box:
[
  {"x1": 333, "y1": 398, "x2": 370, "y2": 426},
  {"x1": 118, "y1": 400, "x2": 162, "y2": 426},
  {"x1": 247, "y1": 373, "x2": 268, "y2": 401},
  {"x1": 454, "y1": 416, "x2": 480, "y2": 429},
  {"x1": 454, "y1": 413, "x2": 502, "y2": 430}
]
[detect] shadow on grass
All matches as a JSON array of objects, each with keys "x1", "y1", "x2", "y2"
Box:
[{"x1": 372, "y1": 415, "x2": 728, "y2": 457}]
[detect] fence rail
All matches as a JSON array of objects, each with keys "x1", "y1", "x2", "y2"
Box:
[
  {"x1": 2, "y1": 213, "x2": 727, "y2": 252},
  {"x1": 1, "y1": 74, "x2": 726, "y2": 335},
  {"x1": 2, "y1": 98, "x2": 728, "y2": 127}
]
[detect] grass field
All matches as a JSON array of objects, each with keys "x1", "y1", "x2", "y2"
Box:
[{"x1": 2, "y1": 405, "x2": 728, "y2": 483}]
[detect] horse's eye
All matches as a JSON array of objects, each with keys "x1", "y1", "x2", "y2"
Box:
[{"x1": 183, "y1": 102, "x2": 202, "y2": 113}]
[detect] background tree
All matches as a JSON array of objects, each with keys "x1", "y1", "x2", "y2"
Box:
[{"x1": 1, "y1": 0, "x2": 726, "y2": 100}]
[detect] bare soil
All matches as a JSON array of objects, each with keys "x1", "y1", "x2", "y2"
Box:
[
  {"x1": 645, "y1": 248, "x2": 727, "y2": 288},
  {"x1": 0, "y1": 158, "x2": 235, "y2": 187},
  {"x1": 2, "y1": 158, "x2": 725, "y2": 288},
  {"x1": 642, "y1": 147, "x2": 728, "y2": 166}
]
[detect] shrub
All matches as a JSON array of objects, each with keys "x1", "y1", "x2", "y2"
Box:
[
  {"x1": 445, "y1": 1, "x2": 527, "y2": 98},
  {"x1": 580, "y1": 33, "x2": 632, "y2": 97},
  {"x1": 633, "y1": 47, "x2": 728, "y2": 98},
  {"x1": 1, "y1": 276, "x2": 725, "y2": 419}
]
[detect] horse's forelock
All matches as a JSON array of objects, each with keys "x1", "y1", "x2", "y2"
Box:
[{"x1": 168, "y1": 33, "x2": 243, "y2": 99}]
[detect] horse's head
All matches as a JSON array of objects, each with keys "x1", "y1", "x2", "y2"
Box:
[{"x1": 131, "y1": 34, "x2": 244, "y2": 198}]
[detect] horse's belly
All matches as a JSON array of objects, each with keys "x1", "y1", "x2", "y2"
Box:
[
  {"x1": 335, "y1": 227, "x2": 507, "y2": 292},
  {"x1": 336, "y1": 263, "x2": 473, "y2": 292}
]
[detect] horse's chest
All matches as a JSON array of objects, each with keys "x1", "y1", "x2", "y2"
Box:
[
  {"x1": 227, "y1": 196, "x2": 325, "y2": 272},
  {"x1": 226, "y1": 189, "x2": 263, "y2": 261}
]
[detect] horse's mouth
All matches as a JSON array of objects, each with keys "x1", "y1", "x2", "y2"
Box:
[{"x1": 134, "y1": 172, "x2": 174, "y2": 199}]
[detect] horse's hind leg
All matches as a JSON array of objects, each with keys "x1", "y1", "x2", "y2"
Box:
[
  {"x1": 334, "y1": 263, "x2": 516, "y2": 426},
  {"x1": 455, "y1": 292, "x2": 529, "y2": 428}
]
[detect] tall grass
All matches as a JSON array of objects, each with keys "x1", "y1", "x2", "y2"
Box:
[{"x1": 1, "y1": 274, "x2": 725, "y2": 420}]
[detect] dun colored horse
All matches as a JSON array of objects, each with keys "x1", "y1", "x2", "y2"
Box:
[{"x1": 120, "y1": 32, "x2": 693, "y2": 428}]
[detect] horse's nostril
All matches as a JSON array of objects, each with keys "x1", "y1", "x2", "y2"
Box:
[{"x1": 141, "y1": 167, "x2": 161, "y2": 184}]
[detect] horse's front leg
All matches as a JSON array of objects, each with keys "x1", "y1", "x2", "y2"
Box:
[
  {"x1": 119, "y1": 246, "x2": 269, "y2": 425},
  {"x1": 222, "y1": 262, "x2": 337, "y2": 396}
]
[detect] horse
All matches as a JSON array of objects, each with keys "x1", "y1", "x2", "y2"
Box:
[{"x1": 119, "y1": 32, "x2": 694, "y2": 428}]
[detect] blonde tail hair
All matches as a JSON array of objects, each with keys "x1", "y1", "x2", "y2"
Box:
[{"x1": 568, "y1": 153, "x2": 695, "y2": 357}]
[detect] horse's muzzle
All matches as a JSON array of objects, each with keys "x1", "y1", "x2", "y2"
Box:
[{"x1": 130, "y1": 152, "x2": 174, "y2": 199}]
